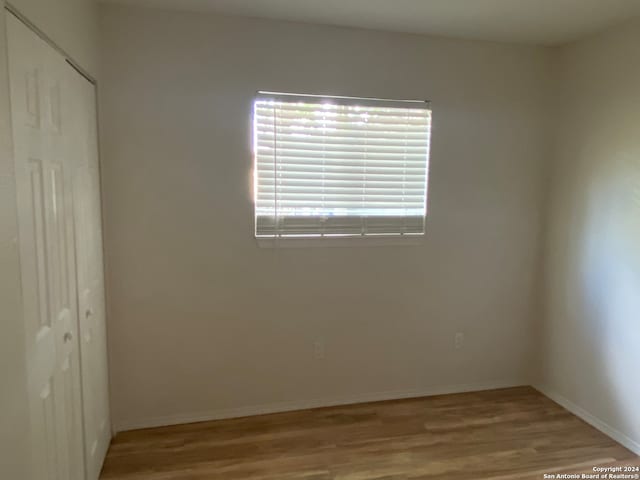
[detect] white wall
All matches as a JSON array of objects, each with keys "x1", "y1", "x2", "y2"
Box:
[
  {"x1": 0, "y1": 0, "x2": 98, "y2": 477},
  {"x1": 540, "y1": 18, "x2": 640, "y2": 453},
  {"x1": 99, "y1": 5, "x2": 552, "y2": 430},
  {"x1": 8, "y1": 0, "x2": 99, "y2": 76}
]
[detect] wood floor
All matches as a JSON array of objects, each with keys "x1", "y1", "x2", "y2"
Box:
[{"x1": 101, "y1": 387, "x2": 638, "y2": 479}]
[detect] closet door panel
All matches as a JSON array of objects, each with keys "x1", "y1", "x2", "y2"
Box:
[
  {"x1": 7, "y1": 13, "x2": 85, "y2": 480},
  {"x1": 67, "y1": 63, "x2": 112, "y2": 480}
]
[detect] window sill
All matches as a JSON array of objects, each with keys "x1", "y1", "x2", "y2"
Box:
[{"x1": 256, "y1": 235, "x2": 425, "y2": 249}]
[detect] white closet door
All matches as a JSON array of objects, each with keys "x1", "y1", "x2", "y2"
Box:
[
  {"x1": 67, "y1": 62, "x2": 112, "y2": 480},
  {"x1": 8, "y1": 13, "x2": 85, "y2": 480}
]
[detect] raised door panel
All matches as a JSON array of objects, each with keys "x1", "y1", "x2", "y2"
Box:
[
  {"x1": 7, "y1": 13, "x2": 85, "y2": 480},
  {"x1": 67, "y1": 63, "x2": 112, "y2": 479},
  {"x1": 85, "y1": 85, "x2": 111, "y2": 459},
  {"x1": 8, "y1": 15, "x2": 59, "y2": 480},
  {"x1": 46, "y1": 32, "x2": 86, "y2": 480}
]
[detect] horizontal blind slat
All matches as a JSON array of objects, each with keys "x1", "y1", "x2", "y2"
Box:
[
  {"x1": 258, "y1": 171, "x2": 427, "y2": 180},
  {"x1": 257, "y1": 127, "x2": 430, "y2": 137},
  {"x1": 257, "y1": 178, "x2": 426, "y2": 187}
]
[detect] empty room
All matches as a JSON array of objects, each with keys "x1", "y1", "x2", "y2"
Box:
[{"x1": 1, "y1": 0, "x2": 640, "y2": 479}]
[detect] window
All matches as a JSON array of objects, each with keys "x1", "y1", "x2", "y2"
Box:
[{"x1": 253, "y1": 92, "x2": 432, "y2": 239}]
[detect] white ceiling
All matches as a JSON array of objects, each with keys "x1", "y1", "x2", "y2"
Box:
[{"x1": 100, "y1": 0, "x2": 640, "y2": 46}]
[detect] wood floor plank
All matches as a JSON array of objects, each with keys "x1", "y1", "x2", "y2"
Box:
[{"x1": 100, "y1": 387, "x2": 638, "y2": 480}]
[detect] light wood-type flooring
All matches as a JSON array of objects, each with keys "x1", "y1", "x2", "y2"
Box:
[{"x1": 101, "y1": 386, "x2": 639, "y2": 479}]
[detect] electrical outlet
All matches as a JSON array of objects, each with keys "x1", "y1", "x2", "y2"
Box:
[
  {"x1": 455, "y1": 332, "x2": 464, "y2": 350},
  {"x1": 314, "y1": 339, "x2": 325, "y2": 359}
]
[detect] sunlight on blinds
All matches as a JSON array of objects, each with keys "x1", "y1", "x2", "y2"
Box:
[{"x1": 254, "y1": 93, "x2": 432, "y2": 238}]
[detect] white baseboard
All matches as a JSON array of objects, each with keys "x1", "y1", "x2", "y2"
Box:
[
  {"x1": 114, "y1": 380, "x2": 524, "y2": 433},
  {"x1": 534, "y1": 384, "x2": 640, "y2": 456}
]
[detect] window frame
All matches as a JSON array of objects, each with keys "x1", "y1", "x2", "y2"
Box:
[{"x1": 252, "y1": 91, "x2": 432, "y2": 247}]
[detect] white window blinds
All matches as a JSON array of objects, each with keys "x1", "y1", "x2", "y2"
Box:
[{"x1": 254, "y1": 93, "x2": 432, "y2": 238}]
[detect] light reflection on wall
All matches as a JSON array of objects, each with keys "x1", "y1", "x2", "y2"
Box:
[{"x1": 574, "y1": 150, "x2": 640, "y2": 445}]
